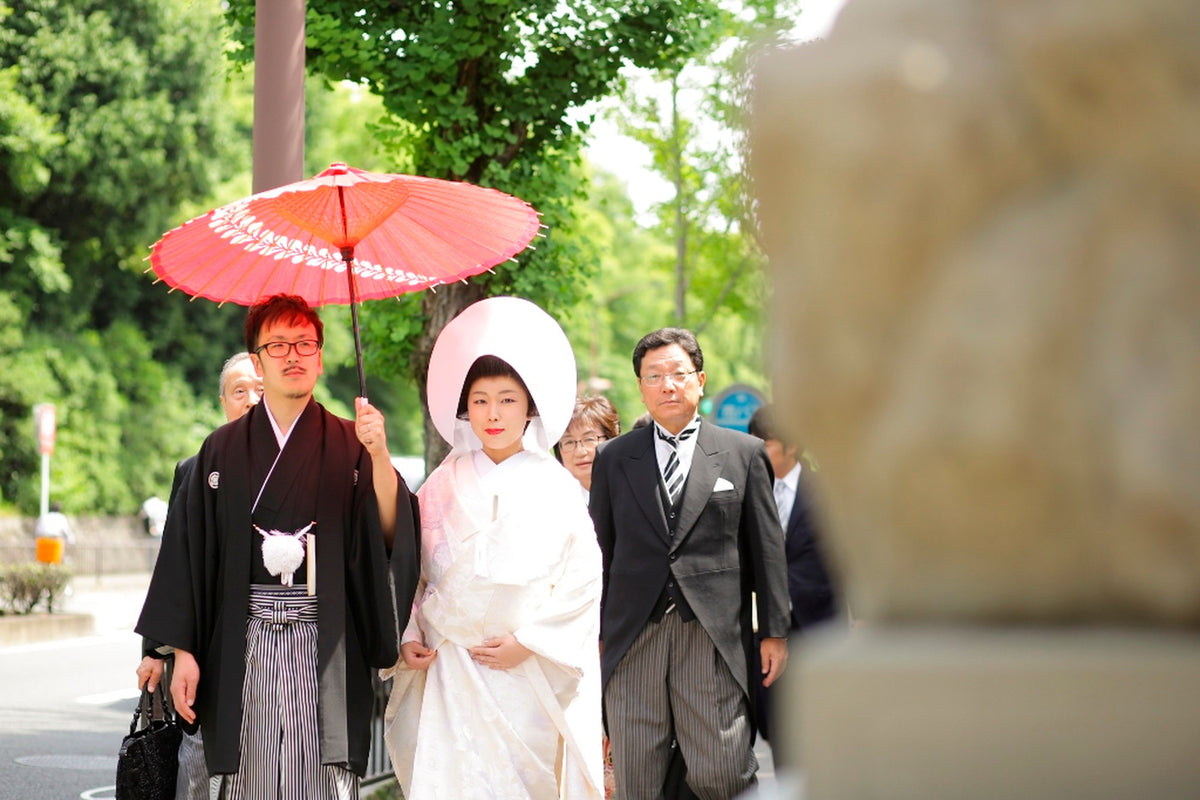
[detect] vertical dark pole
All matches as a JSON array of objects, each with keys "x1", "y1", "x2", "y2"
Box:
[
  {"x1": 342, "y1": 247, "x2": 367, "y2": 399},
  {"x1": 253, "y1": 0, "x2": 306, "y2": 193}
]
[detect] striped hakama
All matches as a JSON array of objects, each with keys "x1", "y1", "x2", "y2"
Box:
[{"x1": 215, "y1": 585, "x2": 357, "y2": 800}]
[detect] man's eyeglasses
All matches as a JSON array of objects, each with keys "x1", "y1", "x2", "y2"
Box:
[
  {"x1": 560, "y1": 435, "x2": 606, "y2": 453},
  {"x1": 640, "y1": 370, "x2": 697, "y2": 387},
  {"x1": 255, "y1": 339, "x2": 321, "y2": 359}
]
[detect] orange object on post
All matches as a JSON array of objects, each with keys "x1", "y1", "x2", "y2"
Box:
[{"x1": 36, "y1": 537, "x2": 64, "y2": 564}]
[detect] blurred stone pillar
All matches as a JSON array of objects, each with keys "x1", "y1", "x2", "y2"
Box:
[
  {"x1": 750, "y1": 0, "x2": 1200, "y2": 796},
  {"x1": 253, "y1": 0, "x2": 305, "y2": 193}
]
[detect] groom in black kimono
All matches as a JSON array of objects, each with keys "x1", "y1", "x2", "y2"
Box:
[{"x1": 137, "y1": 294, "x2": 420, "y2": 795}]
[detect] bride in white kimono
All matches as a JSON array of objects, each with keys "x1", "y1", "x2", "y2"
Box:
[{"x1": 384, "y1": 297, "x2": 604, "y2": 800}]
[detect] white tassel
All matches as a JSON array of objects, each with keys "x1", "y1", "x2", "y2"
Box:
[{"x1": 256, "y1": 523, "x2": 315, "y2": 587}]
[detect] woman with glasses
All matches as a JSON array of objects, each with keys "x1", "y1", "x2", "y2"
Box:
[
  {"x1": 556, "y1": 395, "x2": 621, "y2": 500},
  {"x1": 382, "y1": 297, "x2": 604, "y2": 800},
  {"x1": 554, "y1": 395, "x2": 620, "y2": 797}
]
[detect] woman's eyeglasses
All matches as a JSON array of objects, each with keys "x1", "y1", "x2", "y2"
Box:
[{"x1": 560, "y1": 435, "x2": 606, "y2": 453}]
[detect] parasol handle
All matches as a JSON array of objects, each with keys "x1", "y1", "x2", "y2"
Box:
[{"x1": 341, "y1": 246, "x2": 368, "y2": 399}]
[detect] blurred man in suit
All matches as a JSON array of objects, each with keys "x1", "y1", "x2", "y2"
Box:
[
  {"x1": 747, "y1": 404, "x2": 840, "y2": 752},
  {"x1": 135, "y1": 351, "x2": 262, "y2": 800}
]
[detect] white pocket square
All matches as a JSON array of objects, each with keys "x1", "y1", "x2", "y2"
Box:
[{"x1": 713, "y1": 477, "x2": 735, "y2": 492}]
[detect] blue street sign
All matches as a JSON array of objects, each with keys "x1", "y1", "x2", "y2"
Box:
[{"x1": 709, "y1": 384, "x2": 766, "y2": 433}]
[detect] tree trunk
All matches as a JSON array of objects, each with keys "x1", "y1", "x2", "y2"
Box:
[
  {"x1": 414, "y1": 281, "x2": 488, "y2": 477},
  {"x1": 671, "y1": 74, "x2": 688, "y2": 325}
]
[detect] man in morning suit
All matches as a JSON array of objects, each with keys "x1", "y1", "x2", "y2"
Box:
[{"x1": 589, "y1": 327, "x2": 791, "y2": 800}]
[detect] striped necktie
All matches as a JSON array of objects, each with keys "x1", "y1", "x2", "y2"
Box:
[{"x1": 657, "y1": 422, "x2": 699, "y2": 504}]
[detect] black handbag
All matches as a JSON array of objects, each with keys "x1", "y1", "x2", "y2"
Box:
[{"x1": 115, "y1": 683, "x2": 182, "y2": 800}]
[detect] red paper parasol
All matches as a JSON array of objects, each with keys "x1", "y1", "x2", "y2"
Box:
[{"x1": 147, "y1": 162, "x2": 542, "y2": 395}]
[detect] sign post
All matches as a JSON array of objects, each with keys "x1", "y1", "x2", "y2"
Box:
[
  {"x1": 708, "y1": 384, "x2": 766, "y2": 434},
  {"x1": 33, "y1": 403, "x2": 56, "y2": 518}
]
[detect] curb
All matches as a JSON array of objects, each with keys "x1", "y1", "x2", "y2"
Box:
[{"x1": 0, "y1": 611, "x2": 95, "y2": 646}]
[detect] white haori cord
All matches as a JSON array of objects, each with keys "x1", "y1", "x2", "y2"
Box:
[
  {"x1": 250, "y1": 445, "x2": 317, "y2": 594},
  {"x1": 256, "y1": 522, "x2": 315, "y2": 587}
]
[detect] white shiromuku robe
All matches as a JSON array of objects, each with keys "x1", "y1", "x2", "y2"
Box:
[{"x1": 383, "y1": 448, "x2": 604, "y2": 800}]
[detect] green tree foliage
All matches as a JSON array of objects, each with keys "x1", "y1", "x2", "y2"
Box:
[
  {"x1": 305, "y1": 80, "x2": 391, "y2": 176},
  {"x1": 0, "y1": 320, "x2": 221, "y2": 514},
  {"x1": 0, "y1": 0, "x2": 239, "y2": 513},
  {"x1": 1, "y1": 0, "x2": 236, "y2": 337},
  {"x1": 556, "y1": 163, "x2": 769, "y2": 431},
  {"x1": 224, "y1": 0, "x2": 725, "y2": 470},
  {"x1": 1, "y1": 1, "x2": 476, "y2": 512},
  {"x1": 555, "y1": 168, "x2": 672, "y2": 429},
  {"x1": 600, "y1": 0, "x2": 802, "y2": 400}
]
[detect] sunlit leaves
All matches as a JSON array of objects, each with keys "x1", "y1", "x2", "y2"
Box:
[
  {"x1": 0, "y1": 0, "x2": 238, "y2": 512},
  {"x1": 219, "y1": 0, "x2": 723, "y2": 463}
]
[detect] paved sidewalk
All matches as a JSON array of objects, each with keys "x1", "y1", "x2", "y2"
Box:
[
  {"x1": 0, "y1": 571, "x2": 153, "y2": 649},
  {"x1": 61, "y1": 571, "x2": 153, "y2": 636},
  {"x1": 50, "y1": 572, "x2": 804, "y2": 799}
]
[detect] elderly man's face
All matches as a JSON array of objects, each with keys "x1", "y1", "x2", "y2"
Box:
[
  {"x1": 219, "y1": 359, "x2": 263, "y2": 422},
  {"x1": 638, "y1": 343, "x2": 706, "y2": 435}
]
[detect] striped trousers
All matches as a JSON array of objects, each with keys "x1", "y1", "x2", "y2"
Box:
[
  {"x1": 215, "y1": 585, "x2": 357, "y2": 800},
  {"x1": 175, "y1": 729, "x2": 208, "y2": 800},
  {"x1": 605, "y1": 612, "x2": 756, "y2": 800},
  {"x1": 160, "y1": 649, "x2": 211, "y2": 800}
]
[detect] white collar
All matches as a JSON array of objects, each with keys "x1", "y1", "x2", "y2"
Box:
[
  {"x1": 472, "y1": 447, "x2": 532, "y2": 480},
  {"x1": 261, "y1": 400, "x2": 296, "y2": 450},
  {"x1": 652, "y1": 416, "x2": 702, "y2": 443},
  {"x1": 779, "y1": 461, "x2": 802, "y2": 493}
]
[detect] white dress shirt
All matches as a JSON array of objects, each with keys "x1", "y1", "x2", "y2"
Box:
[
  {"x1": 653, "y1": 417, "x2": 702, "y2": 490},
  {"x1": 774, "y1": 461, "x2": 801, "y2": 528}
]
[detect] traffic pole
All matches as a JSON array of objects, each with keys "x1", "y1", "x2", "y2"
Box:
[
  {"x1": 34, "y1": 403, "x2": 56, "y2": 516},
  {"x1": 40, "y1": 453, "x2": 49, "y2": 518}
]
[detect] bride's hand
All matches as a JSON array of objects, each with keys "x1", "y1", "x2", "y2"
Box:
[
  {"x1": 401, "y1": 640, "x2": 437, "y2": 671},
  {"x1": 469, "y1": 634, "x2": 532, "y2": 670}
]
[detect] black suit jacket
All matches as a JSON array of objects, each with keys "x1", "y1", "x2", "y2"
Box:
[
  {"x1": 142, "y1": 456, "x2": 198, "y2": 659},
  {"x1": 782, "y1": 469, "x2": 838, "y2": 631},
  {"x1": 590, "y1": 422, "x2": 791, "y2": 705}
]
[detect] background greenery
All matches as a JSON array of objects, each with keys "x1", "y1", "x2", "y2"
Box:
[{"x1": 0, "y1": 0, "x2": 799, "y2": 515}]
